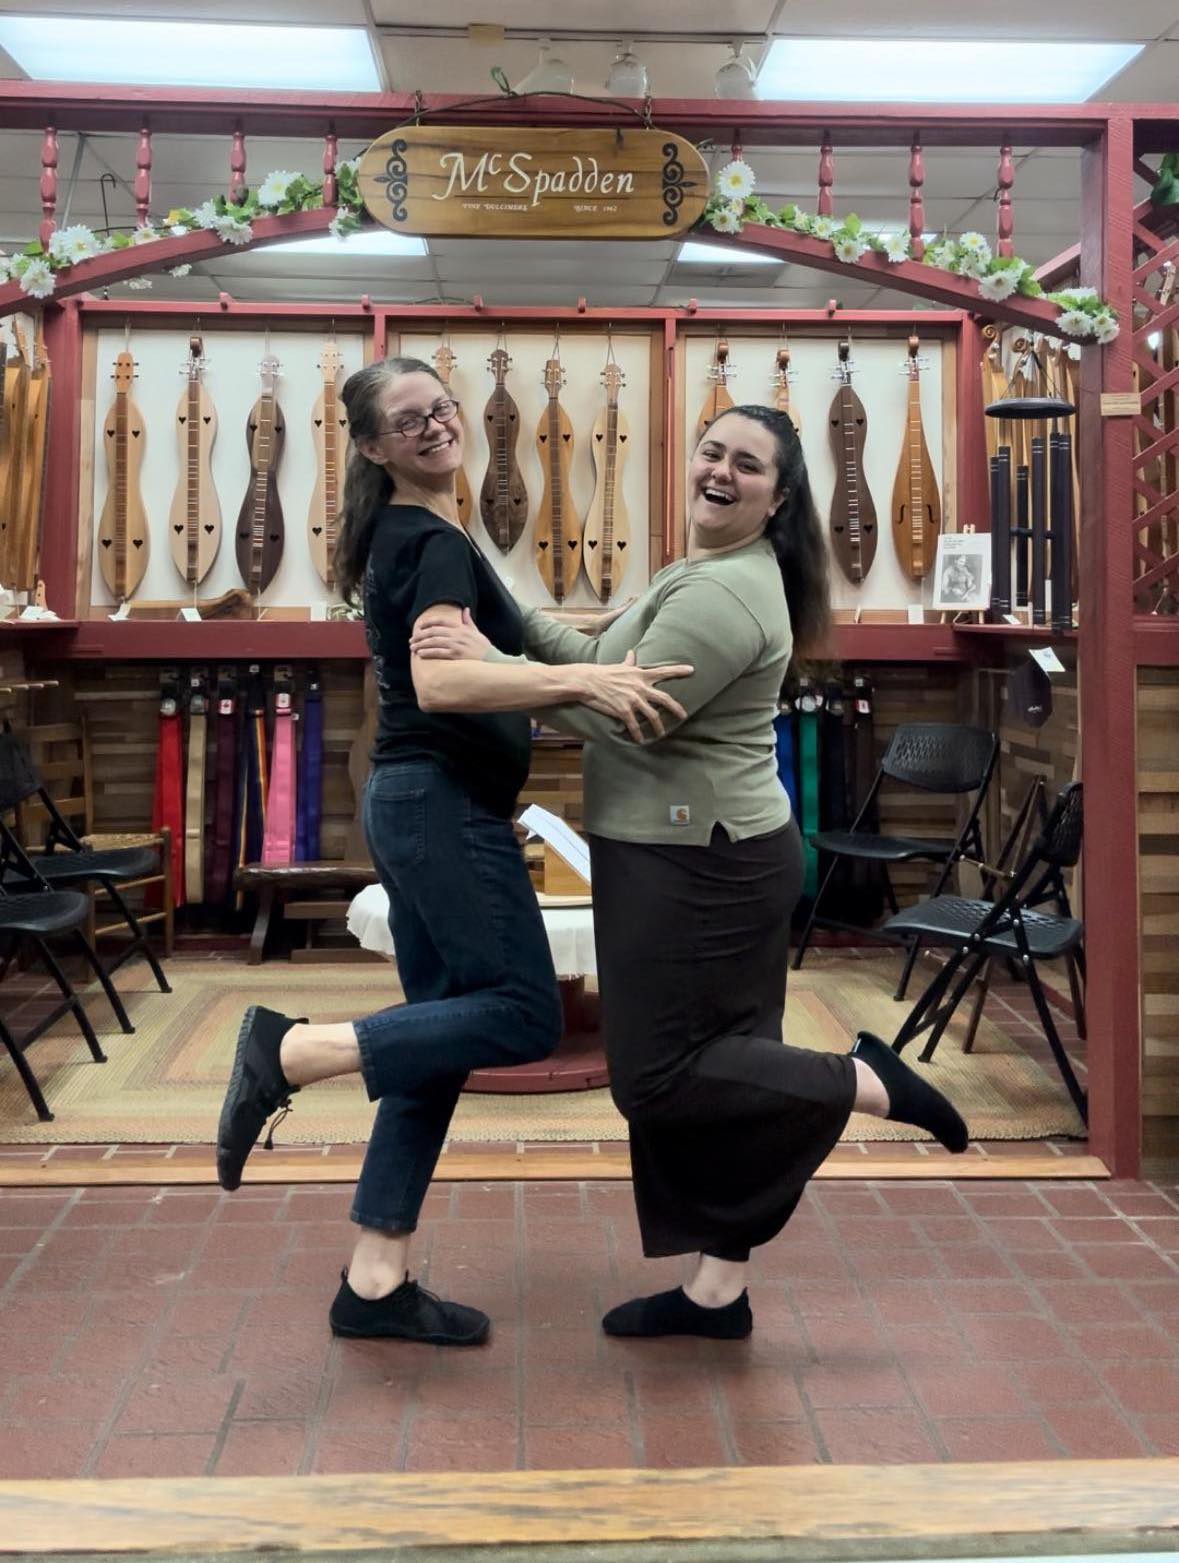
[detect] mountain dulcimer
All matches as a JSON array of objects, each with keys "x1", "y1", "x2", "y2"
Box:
[
  {"x1": 534, "y1": 352, "x2": 582, "y2": 604},
  {"x1": 773, "y1": 341, "x2": 800, "y2": 434},
  {"x1": 169, "y1": 335, "x2": 220, "y2": 589},
  {"x1": 827, "y1": 340, "x2": 877, "y2": 585},
  {"x1": 97, "y1": 349, "x2": 150, "y2": 600},
  {"x1": 695, "y1": 336, "x2": 734, "y2": 441},
  {"x1": 13, "y1": 318, "x2": 51, "y2": 594},
  {"x1": 480, "y1": 345, "x2": 528, "y2": 552},
  {"x1": 891, "y1": 334, "x2": 941, "y2": 581},
  {"x1": 308, "y1": 342, "x2": 349, "y2": 590},
  {"x1": 0, "y1": 330, "x2": 28, "y2": 589},
  {"x1": 582, "y1": 358, "x2": 631, "y2": 603},
  {"x1": 236, "y1": 354, "x2": 286, "y2": 597},
  {"x1": 432, "y1": 341, "x2": 474, "y2": 533}
]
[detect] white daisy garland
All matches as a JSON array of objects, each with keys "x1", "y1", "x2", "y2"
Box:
[
  {"x1": 702, "y1": 161, "x2": 1118, "y2": 343},
  {"x1": 2, "y1": 160, "x2": 367, "y2": 301}
]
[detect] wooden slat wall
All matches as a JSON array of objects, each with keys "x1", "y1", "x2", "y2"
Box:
[{"x1": 1139, "y1": 667, "x2": 1179, "y2": 1167}]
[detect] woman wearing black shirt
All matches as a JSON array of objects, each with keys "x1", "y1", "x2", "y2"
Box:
[{"x1": 216, "y1": 358, "x2": 689, "y2": 1347}]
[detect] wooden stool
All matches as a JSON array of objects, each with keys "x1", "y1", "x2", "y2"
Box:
[{"x1": 234, "y1": 862, "x2": 378, "y2": 964}]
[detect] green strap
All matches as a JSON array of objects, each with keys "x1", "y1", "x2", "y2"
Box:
[{"x1": 799, "y1": 698, "x2": 821, "y2": 899}]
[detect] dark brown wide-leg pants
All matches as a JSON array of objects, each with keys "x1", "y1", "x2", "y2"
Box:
[{"x1": 589, "y1": 820, "x2": 856, "y2": 1259}]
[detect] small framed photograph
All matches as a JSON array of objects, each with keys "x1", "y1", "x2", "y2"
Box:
[{"x1": 931, "y1": 533, "x2": 992, "y2": 612}]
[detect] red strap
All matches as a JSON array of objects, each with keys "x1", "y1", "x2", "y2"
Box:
[{"x1": 152, "y1": 711, "x2": 186, "y2": 907}]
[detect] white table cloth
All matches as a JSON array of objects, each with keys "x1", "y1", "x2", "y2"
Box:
[{"x1": 347, "y1": 883, "x2": 598, "y2": 978}]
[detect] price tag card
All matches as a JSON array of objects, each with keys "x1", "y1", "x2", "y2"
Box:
[
  {"x1": 1030, "y1": 646, "x2": 1067, "y2": 675},
  {"x1": 179, "y1": 607, "x2": 203, "y2": 622}
]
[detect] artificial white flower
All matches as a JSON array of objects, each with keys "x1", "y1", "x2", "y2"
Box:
[
  {"x1": 882, "y1": 232, "x2": 910, "y2": 263},
  {"x1": 124, "y1": 276, "x2": 153, "y2": 290},
  {"x1": 328, "y1": 212, "x2": 351, "y2": 241},
  {"x1": 811, "y1": 214, "x2": 839, "y2": 240},
  {"x1": 833, "y1": 234, "x2": 869, "y2": 263},
  {"x1": 337, "y1": 156, "x2": 361, "y2": 177},
  {"x1": 790, "y1": 209, "x2": 813, "y2": 233},
  {"x1": 1064, "y1": 341, "x2": 1083, "y2": 360},
  {"x1": 959, "y1": 231, "x2": 991, "y2": 258},
  {"x1": 48, "y1": 224, "x2": 100, "y2": 264},
  {"x1": 131, "y1": 224, "x2": 158, "y2": 245},
  {"x1": 257, "y1": 170, "x2": 300, "y2": 208},
  {"x1": 212, "y1": 215, "x2": 253, "y2": 245},
  {"x1": 192, "y1": 199, "x2": 220, "y2": 230},
  {"x1": 169, "y1": 263, "x2": 192, "y2": 277},
  {"x1": 710, "y1": 203, "x2": 743, "y2": 234},
  {"x1": 1092, "y1": 312, "x2": 1119, "y2": 344},
  {"x1": 1056, "y1": 308, "x2": 1093, "y2": 338},
  {"x1": 978, "y1": 269, "x2": 1019, "y2": 301},
  {"x1": 18, "y1": 257, "x2": 55, "y2": 299},
  {"x1": 170, "y1": 223, "x2": 190, "y2": 238},
  {"x1": 0, "y1": 253, "x2": 10, "y2": 282},
  {"x1": 716, "y1": 159, "x2": 756, "y2": 202},
  {"x1": 1061, "y1": 285, "x2": 1098, "y2": 301}
]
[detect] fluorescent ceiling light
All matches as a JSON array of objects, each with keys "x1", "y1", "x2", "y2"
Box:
[
  {"x1": 678, "y1": 241, "x2": 780, "y2": 266},
  {"x1": 758, "y1": 38, "x2": 1142, "y2": 103},
  {"x1": 262, "y1": 231, "x2": 427, "y2": 258},
  {"x1": 0, "y1": 16, "x2": 380, "y2": 90}
]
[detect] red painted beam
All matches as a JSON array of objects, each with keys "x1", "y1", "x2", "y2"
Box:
[
  {"x1": 1134, "y1": 619, "x2": 1179, "y2": 664},
  {"x1": 1079, "y1": 116, "x2": 1141, "y2": 1178},
  {"x1": 699, "y1": 224, "x2": 1064, "y2": 333},
  {"x1": 0, "y1": 206, "x2": 339, "y2": 319},
  {"x1": 0, "y1": 82, "x2": 1118, "y2": 146},
  {"x1": 1036, "y1": 197, "x2": 1178, "y2": 288}
]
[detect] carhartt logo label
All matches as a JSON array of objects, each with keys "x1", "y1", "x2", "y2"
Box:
[{"x1": 669, "y1": 805, "x2": 690, "y2": 825}]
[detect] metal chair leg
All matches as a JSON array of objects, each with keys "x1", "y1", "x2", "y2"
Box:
[
  {"x1": 791, "y1": 855, "x2": 840, "y2": 972},
  {"x1": 916, "y1": 948, "x2": 990, "y2": 1062},
  {"x1": 0, "y1": 1011, "x2": 53, "y2": 1121},
  {"x1": 70, "y1": 930, "x2": 134, "y2": 1033},
  {"x1": 962, "y1": 958, "x2": 993, "y2": 1053},
  {"x1": 893, "y1": 946, "x2": 969, "y2": 1052},
  {"x1": 1026, "y1": 959, "x2": 1088, "y2": 1124},
  {"x1": 32, "y1": 937, "x2": 106, "y2": 1063},
  {"x1": 98, "y1": 879, "x2": 172, "y2": 994}
]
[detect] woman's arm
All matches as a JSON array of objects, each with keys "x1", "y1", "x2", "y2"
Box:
[{"x1": 520, "y1": 606, "x2": 603, "y2": 665}]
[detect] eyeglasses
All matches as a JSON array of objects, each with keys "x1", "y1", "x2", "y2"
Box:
[{"x1": 376, "y1": 398, "x2": 461, "y2": 439}]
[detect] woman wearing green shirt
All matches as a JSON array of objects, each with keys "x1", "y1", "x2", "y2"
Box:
[{"x1": 413, "y1": 406, "x2": 968, "y2": 1340}]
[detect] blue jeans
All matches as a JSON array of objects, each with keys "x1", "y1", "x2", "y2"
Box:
[{"x1": 352, "y1": 759, "x2": 562, "y2": 1232}]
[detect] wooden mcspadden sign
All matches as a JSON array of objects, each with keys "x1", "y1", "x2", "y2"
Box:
[{"x1": 357, "y1": 126, "x2": 709, "y2": 241}]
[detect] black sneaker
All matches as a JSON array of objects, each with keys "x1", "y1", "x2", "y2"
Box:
[
  {"x1": 602, "y1": 1285, "x2": 753, "y2": 1340},
  {"x1": 329, "y1": 1269, "x2": 490, "y2": 1346},
  {"x1": 216, "y1": 1005, "x2": 304, "y2": 1191}
]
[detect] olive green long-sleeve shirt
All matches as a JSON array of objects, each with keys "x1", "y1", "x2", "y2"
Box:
[{"x1": 494, "y1": 537, "x2": 793, "y2": 846}]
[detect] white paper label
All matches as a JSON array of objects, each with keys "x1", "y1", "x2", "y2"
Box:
[
  {"x1": 906, "y1": 605, "x2": 925, "y2": 625},
  {"x1": 179, "y1": 606, "x2": 203, "y2": 622},
  {"x1": 1030, "y1": 646, "x2": 1067, "y2": 675}
]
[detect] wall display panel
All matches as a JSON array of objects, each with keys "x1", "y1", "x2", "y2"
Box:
[
  {"x1": 399, "y1": 328, "x2": 653, "y2": 611},
  {"x1": 84, "y1": 327, "x2": 369, "y2": 617},
  {"x1": 680, "y1": 333, "x2": 951, "y2": 617}
]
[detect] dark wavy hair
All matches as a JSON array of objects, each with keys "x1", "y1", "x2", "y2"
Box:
[
  {"x1": 333, "y1": 356, "x2": 446, "y2": 605},
  {"x1": 698, "y1": 404, "x2": 832, "y2": 659}
]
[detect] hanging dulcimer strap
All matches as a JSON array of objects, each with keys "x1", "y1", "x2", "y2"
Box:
[
  {"x1": 773, "y1": 690, "x2": 799, "y2": 817},
  {"x1": 796, "y1": 678, "x2": 821, "y2": 900},
  {"x1": 262, "y1": 669, "x2": 296, "y2": 866},
  {"x1": 237, "y1": 664, "x2": 269, "y2": 878},
  {"x1": 151, "y1": 672, "x2": 186, "y2": 909},
  {"x1": 183, "y1": 669, "x2": 208, "y2": 903},
  {"x1": 206, "y1": 668, "x2": 238, "y2": 905},
  {"x1": 296, "y1": 668, "x2": 324, "y2": 864}
]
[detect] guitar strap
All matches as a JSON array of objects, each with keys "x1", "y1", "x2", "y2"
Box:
[
  {"x1": 240, "y1": 664, "x2": 269, "y2": 869},
  {"x1": 850, "y1": 673, "x2": 884, "y2": 919},
  {"x1": 820, "y1": 680, "x2": 848, "y2": 833},
  {"x1": 773, "y1": 693, "x2": 799, "y2": 817},
  {"x1": 797, "y1": 679, "x2": 821, "y2": 900},
  {"x1": 183, "y1": 669, "x2": 208, "y2": 902},
  {"x1": 296, "y1": 668, "x2": 324, "y2": 863},
  {"x1": 262, "y1": 669, "x2": 296, "y2": 866},
  {"x1": 206, "y1": 667, "x2": 238, "y2": 904},
  {"x1": 151, "y1": 671, "x2": 186, "y2": 909}
]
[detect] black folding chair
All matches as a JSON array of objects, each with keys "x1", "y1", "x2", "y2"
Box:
[
  {"x1": 792, "y1": 722, "x2": 999, "y2": 1000},
  {"x1": 0, "y1": 882, "x2": 115, "y2": 1121},
  {"x1": 0, "y1": 726, "x2": 170, "y2": 996},
  {"x1": 886, "y1": 782, "x2": 1087, "y2": 1124}
]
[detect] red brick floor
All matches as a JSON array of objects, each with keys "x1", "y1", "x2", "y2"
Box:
[{"x1": 2, "y1": 1175, "x2": 1178, "y2": 1478}]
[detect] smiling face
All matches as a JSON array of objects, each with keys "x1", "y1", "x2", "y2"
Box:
[
  {"x1": 360, "y1": 369, "x2": 464, "y2": 488},
  {"x1": 688, "y1": 412, "x2": 785, "y2": 552}
]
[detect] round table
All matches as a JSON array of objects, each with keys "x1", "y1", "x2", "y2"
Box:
[{"x1": 347, "y1": 883, "x2": 607, "y2": 1093}]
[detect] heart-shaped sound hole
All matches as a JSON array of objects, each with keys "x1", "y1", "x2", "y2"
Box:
[
  {"x1": 204, "y1": 524, "x2": 215, "y2": 534},
  {"x1": 587, "y1": 540, "x2": 598, "y2": 551},
  {"x1": 314, "y1": 418, "x2": 323, "y2": 428},
  {"x1": 101, "y1": 538, "x2": 112, "y2": 549},
  {"x1": 538, "y1": 540, "x2": 549, "y2": 552},
  {"x1": 173, "y1": 523, "x2": 184, "y2": 534},
  {"x1": 617, "y1": 541, "x2": 627, "y2": 551},
  {"x1": 132, "y1": 538, "x2": 144, "y2": 549},
  {"x1": 567, "y1": 540, "x2": 577, "y2": 551},
  {"x1": 178, "y1": 415, "x2": 187, "y2": 425},
  {"x1": 268, "y1": 533, "x2": 280, "y2": 544},
  {"x1": 312, "y1": 526, "x2": 323, "y2": 537}
]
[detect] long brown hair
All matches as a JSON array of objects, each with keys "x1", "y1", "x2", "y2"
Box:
[
  {"x1": 699, "y1": 405, "x2": 832, "y2": 659},
  {"x1": 333, "y1": 356, "x2": 446, "y2": 605}
]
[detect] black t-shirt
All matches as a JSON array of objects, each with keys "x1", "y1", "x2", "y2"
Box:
[{"x1": 364, "y1": 503, "x2": 532, "y2": 818}]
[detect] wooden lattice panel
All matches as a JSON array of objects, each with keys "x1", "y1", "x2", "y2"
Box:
[
  {"x1": 1130, "y1": 224, "x2": 1179, "y2": 613},
  {"x1": 1138, "y1": 667, "x2": 1179, "y2": 1164}
]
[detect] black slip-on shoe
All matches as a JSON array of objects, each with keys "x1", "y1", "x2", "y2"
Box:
[
  {"x1": 216, "y1": 1005, "x2": 304, "y2": 1191},
  {"x1": 852, "y1": 1030, "x2": 969, "y2": 1153},
  {"x1": 329, "y1": 1269, "x2": 490, "y2": 1345},
  {"x1": 602, "y1": 1285, "x2": 753, "y2": 1340}
]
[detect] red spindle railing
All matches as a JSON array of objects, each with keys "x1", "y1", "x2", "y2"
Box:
[
  {"x1": 996, "y1": 142, "x2": 1015, "y2": 258},
  {"x1": 323, "y1": 128, "x2": 338, "y2": 208},
  {"x1": 817, "y1": 135, "x2": 833, "y2": 217},
  {"x1": 39, "y1": 123, "x2": 58, "y2": 249},
  {"x1": 229, "y1": 125, "x2": 247, "y2": 204},
  {"x1": 908, "y1": 134, "x2": 925, "y2": 259},
  {"x1": 135, "y1": 124, "x2": 152, "y2": 229}
]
